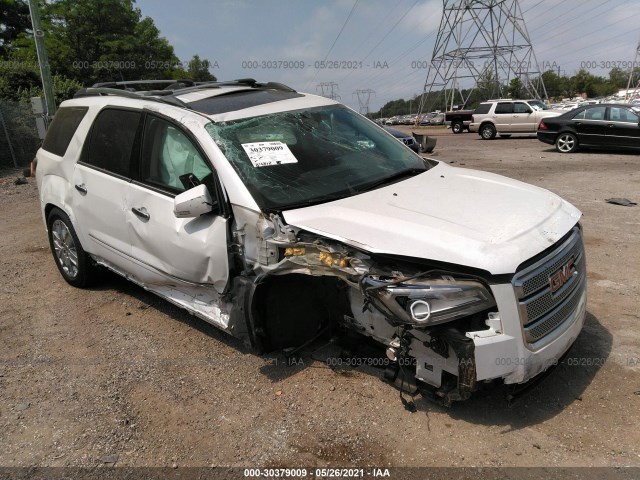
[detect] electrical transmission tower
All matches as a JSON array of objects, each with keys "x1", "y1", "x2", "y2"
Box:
[
  {"x1": 353, "y1": 89, "x2": 376, "y2": 115},
  {"x1": 417, "y1": 0, "x2": 547, "y2": 116},
  {"x1": 624, "y1": 41, "x2": 640, "y2": 101},
  {"x1": 317, "y1": 82, "x2": 341, "y2": 100}
]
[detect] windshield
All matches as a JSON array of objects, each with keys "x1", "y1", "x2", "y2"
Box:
[
  {"x1": 206, "y1": 105, "x2": 429, "y2": 210},
  {"x1": 529, "y1": 100, "x2": 549, "y2": 111}
]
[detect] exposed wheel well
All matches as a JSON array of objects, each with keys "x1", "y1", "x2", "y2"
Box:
[{"x1": 252, "y1": 274, "x2": 352, "y2": 352}]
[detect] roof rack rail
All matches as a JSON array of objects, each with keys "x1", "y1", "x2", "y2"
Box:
[
  {"x1": 72, "y1": 78, "x2": 297, "y2": 108},
  {"x1": 74, "y1": 87, "x2": 190, "y2": 108},
  {"x1": 91, "y1": 79, "x2": 196, "y2": 90},
  {"x1": 167, "y1": 78, "x2": 296, "y2": 95}
]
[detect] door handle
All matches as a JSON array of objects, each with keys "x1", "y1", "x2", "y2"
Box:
[
  {"x1": 74, "y1": 184, "x2": 87, "y2": 194},
  {"x1": 131, "y1": 207, "x2": 150, "y2": 220},
  {"x1": 575, "y1": 122, "x2": 582, "y2": 126}
]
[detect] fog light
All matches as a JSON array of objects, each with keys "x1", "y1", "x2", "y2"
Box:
[{"x1": 409, "y1": 299, "x2": 431, "y2": 323}]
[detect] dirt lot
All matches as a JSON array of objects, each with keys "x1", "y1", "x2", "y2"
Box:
[{"x1": 1, "y1": 130, "x2": 639, "y2": 470}]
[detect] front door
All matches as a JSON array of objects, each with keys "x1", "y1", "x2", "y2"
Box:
[
  {"x1": 606, "y1": 106, "x2": 640, "y2": 147},
  {"x1": 125, "y1": 114, "x2": 229, "y2": 296},
  {"x1": 511, "y1": 102, "x2": 535, "y2": 132}
]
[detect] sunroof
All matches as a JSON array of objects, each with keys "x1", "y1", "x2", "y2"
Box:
[{"x1": 186, "y1": 89, "x2": 303, "y2": 115}]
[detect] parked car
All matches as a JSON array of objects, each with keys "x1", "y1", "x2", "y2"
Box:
[
  {"x1": 429, "y1": 113, "x2": 445, "y2": 125},
  {"x1": 383, "y1": 126, "x2": 419, "y2": 152},
  {"x1": 537, "y1": 103, "x2": 640, "y2": 153},
  {"x1": 34, "y1": 78, "x2": 586, "y2": 405},
  {"x1": 469, "y1": 99, "x2": 562, "y2": 139}
]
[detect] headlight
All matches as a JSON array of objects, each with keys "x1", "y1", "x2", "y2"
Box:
[{"x1": 362, "y1": 275, "x2": 495, "y2": 326}]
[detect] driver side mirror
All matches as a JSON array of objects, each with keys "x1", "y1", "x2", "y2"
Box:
[{"x1": 173, "y1": 184, "x2": 217, "y2": 218}]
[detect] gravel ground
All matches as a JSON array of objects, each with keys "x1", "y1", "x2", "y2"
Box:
[{"x1": 0, "y1": 129, "x2": 639, "y2": 470}]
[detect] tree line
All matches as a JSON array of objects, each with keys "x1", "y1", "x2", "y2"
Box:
[
  {"x1": 370, "y1": 67, "x2": 640, "y2": 118},
  {"x1": 0, "y1": 0, "x2": 217, "y2": 104}
]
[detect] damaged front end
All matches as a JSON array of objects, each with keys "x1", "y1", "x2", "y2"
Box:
[
  {"x1": 228, "y1": 212, "x2": 501, "y2": 406},
  {"x1": 359, "y1": 273, "x2": 496, "y2": 405}
]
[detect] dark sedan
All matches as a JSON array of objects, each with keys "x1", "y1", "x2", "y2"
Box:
[
  {"x1": 383, "y1": 126, "x2": 419, "y2": 152},
  {"x1": 537, "y1": 103, "x2": 640, "y2": 153}
]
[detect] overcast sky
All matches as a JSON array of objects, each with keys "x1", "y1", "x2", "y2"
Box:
[{"x1": 136, "y1": 0, "x2": 640, "y2": 112}]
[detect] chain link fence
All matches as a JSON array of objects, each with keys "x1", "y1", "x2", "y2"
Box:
[{"x1": 0, "y1": 100, "x2": 42, "y2": 168}]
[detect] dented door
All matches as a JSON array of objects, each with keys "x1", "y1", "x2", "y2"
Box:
[
  {"x1": 125, "y1": 183, "x2": 229, "y2": 293},
  {"x1": 124, "y1": 114, "x2": 229, "y2": 293}
]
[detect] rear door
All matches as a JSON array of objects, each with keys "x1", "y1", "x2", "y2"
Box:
[
  {"x1": 72, "y1": 108, "x2": 142, "y2": 270},
  {"x1": 493, "y1": 102, "x2": 514, "y2": 132},
  {"x1": 605, "y1": 106, "x2": 640, "y2": 147},
  {"x1": 125, "y1": 113, "x2": 230, "y2": 294}
]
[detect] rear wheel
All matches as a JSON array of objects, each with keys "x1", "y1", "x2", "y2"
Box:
[
  {"x1": 47, "y1": 207, "x2": 97, "y2": 287},
  {"x1": 555, "y1": 132, "x2": 578, "y2": 153},
  {"x1": 480, "y1": 123, "x2": 496, "y2": 140},
  {"x1": 451, "y1": 121, "x2": 463, "y2": 134}
]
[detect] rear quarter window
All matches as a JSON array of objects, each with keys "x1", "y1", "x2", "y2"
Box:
[
  {"x1": 473, "y1": 103, "x2": 491, "y2": 115},
  {"x1": 41, "y1": 107, "x2": 89, "y2": 156}
]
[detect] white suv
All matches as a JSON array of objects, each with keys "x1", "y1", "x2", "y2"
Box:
[
  {"x1": 35, "y1": 79, "x2": 586, "y2": 405},
  {"x1": 469, "y1": 99, "x2": 562, "y2": 139}
]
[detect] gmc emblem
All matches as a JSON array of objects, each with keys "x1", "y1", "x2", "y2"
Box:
[{"x1": 549, "y1": 258, "x2": 576, "y2": 293}]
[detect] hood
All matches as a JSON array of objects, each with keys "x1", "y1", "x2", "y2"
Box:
[{"x1": 282, "y1": 163, "x2": 582, "y2": 275}]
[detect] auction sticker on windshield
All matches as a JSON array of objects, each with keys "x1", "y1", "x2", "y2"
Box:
[{"x1": 241, "y1": 141, "x2": 298, "y2": 167}]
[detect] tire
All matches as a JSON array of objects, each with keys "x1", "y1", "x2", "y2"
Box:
[
  {"x1": 499, "y1": 134, "x2": 511, "y2": 138},
  {"x1": 451, "y1": 121, "x2": 463, "y2": 134},
  {"x1": 480, "y1": 123, "x2": 496, "y2": 140},
  {"x1": 555, "y1": 132, "x2": 578, "y2": 153},
  {"x1": 47, "y1": 207, "x2": 97, "y2": 287}
]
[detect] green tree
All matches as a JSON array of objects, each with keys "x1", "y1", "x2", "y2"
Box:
[
  {"x1": 8, "y1": 0, "x2": 203, "y2": 85},
  {"x1": 507, "y1": 77, "x2": 523, "y2": 99},
  {"x1": 186, "y1": 54, "x2": 217, "y2": 82},
  {"x1": 0, "y1": 60, "x2": 82, "y2": 103},
  {"x1": 0, "y1": 0, "x2": 30, "y2": 58},
  {"x1": 609, "y1": 67, "x2": 629, "y2": 88},
  {"x1": 476, "y1": 68, "x2": 503, "y2": 100}
]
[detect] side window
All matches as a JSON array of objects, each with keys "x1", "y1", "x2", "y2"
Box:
[
  {"x1": 85, "y1": 109, "x2": 141, "y2": 177},
  {"x1": 513, "y1": 102, "x2": 530, "y2": 114},
  {"x1": 473, "y1": 103, "x2": 491, "y2": 114},
  {"x1": 583, "y1": 107, "x2": 606, "y2": 121},
  {"x1": 609, "y1": 107, "x2": 639, "y2": 123},
  {"x1": 141, "y1": 116, "x2": 212, "y2": 192},
  {"x1": 42, "y1": 107, "x2": 88, "y2": 156},
  {"x1": 494, "y1": 102, "x2": 514, "y2": 114},
  {"x1": 572, "y1": 110, "x2": 586, "y2": 120}
]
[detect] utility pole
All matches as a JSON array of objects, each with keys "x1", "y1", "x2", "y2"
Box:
[
  {"x1": 317, "y1": 82, "x2": 341, "y2": 100},
  {"x1": 28, "y1": 0, "x2": 56, "y2": 123},
  {"x1": 353, "y1": 89, "x2": 376, "y2": 115}
]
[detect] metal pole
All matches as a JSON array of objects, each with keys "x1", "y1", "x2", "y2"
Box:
[
  {"x1": 28, "y1": 0, "x2": 56, "y2": 123},
  {"x1": 0, "y1": 107, "x2": 18, "y2": 168}
]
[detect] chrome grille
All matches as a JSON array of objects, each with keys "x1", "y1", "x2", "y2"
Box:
[{"x1": 512, "y1": 227, "x2": 586, "y2": 349}]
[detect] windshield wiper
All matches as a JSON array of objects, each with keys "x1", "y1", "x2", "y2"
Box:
[{"x1": 355, "y1": 168, "x2": 426, "y2": 194}]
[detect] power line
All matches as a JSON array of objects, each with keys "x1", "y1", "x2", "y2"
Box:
[{"x1": 305, "y1": 0, "x2": 360, "y2": 91}]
